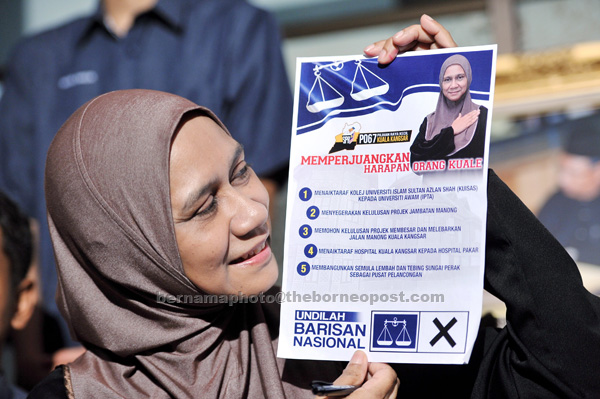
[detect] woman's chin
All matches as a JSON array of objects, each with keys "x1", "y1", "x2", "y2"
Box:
[{"x1": 233, "y1": 257, "x2": 279, "y2": 296}]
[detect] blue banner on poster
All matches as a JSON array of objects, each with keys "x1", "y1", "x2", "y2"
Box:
[{"x1": 297, "y1": 50, "x2": 494, "y2": 134}]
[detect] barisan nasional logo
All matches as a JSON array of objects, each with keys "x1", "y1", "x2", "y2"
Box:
[{"x1": 329, "y1": 122, "x2": 412, "y2": 154}]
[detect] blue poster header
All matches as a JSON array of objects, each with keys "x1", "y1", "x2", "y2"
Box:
[{"x1": 297, "y1": 50, "x2": 494, "y2": 134}]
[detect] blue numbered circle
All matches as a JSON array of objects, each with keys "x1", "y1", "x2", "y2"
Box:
[
  {"x1": 299, "y1": 187, "x2": 312, "y2": 202},
  {"x1": 304, "y1": 244, "x2": 317, "y2": 258},
  {"x1": 299, "y1": 224, "x2": 312, "y2": 239},
  {"x1": 306, "y1": 206, "x2": 320, "y2": 220},
  {"x1": 297, "y1": 262, "x2": 310, "y2": 276}
]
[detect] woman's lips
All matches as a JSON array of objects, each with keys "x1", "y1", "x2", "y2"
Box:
[{"x1": 230, "y1": 240, "x2": 272, "y2": 266}]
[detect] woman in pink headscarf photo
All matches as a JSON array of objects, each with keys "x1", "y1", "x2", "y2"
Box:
[{"x1": 410, "y1": 54, "x2": 488, "y2": 166}]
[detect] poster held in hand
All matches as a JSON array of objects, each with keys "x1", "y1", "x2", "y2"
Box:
[{"x1": 278, "y1": 45, "x2": 497, "y2": 364}]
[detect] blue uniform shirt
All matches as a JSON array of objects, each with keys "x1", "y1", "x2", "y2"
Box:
[
  {"x1": 0, "y1": 0, "x2": 292, "y2": 346},
  {"x1": 0, "y1": 373, "x2": 26, "y2": 399}
]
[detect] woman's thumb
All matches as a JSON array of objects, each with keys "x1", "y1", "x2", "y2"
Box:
[{"x1": 333, "y1": 351, "x2": 368, "y2": 387}]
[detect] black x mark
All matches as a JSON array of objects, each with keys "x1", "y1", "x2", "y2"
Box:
[{"x1": 430, "y1": 317, "x2": 457, "y2": 347}]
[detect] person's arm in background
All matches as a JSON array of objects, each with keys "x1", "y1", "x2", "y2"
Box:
[{"x1": 219, "y1": 4, "x2": 293, "y2": 221}]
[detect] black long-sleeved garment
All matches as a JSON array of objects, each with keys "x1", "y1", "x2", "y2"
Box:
[{"x1": 391, "y1": 170, "x2": 600, "y2": 398}]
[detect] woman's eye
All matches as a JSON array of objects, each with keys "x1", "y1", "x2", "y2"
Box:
[
  {"x1": 232, "y1": 163, "x2": 252, "y2": 184},
  {"x1": 194, "y1": 196, "x2": 217, "y2": 218},
  {"x1": 444, "y1": 75, "x2": 465, "y2": 84}
]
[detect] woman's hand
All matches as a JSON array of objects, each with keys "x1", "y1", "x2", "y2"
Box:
[
  {"x1": 363, "y1": 14, "x2": 457, "y2": 65},
  {"x1": 451, "y1": 109, "x2": 480, "y2": 134},
  {"x1": 316, "y1": 350, "x2": 399, "y2": 399}
]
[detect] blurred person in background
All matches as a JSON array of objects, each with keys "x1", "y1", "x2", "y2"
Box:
[
  {"x1": 0, "y1": 0, "x2": 292, "y2": 388},
  {"x1": 538, "y1": 113, "x2": 600, "y2": 265},
  {"x1": 0, "y1": 191, "x2": 37, "y2": 399}
]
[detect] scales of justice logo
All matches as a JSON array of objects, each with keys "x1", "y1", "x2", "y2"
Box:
[
  {"x1": 297, "y1": 58, "x2": 392, "y2": 135},
  {"x1": 371, "y1": 313, "x2": 419, "y2": 351},
  {"x1": 305, "y1": 59, "x2": 389, "y2": 114},
  {"x1": 303, "y1": 59, "x2": 412, "y2": 153}
]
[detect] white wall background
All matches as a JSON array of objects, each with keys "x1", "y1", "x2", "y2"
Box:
[{"x1": 23, "y1": 0, "x2": 96, "y2": 35}]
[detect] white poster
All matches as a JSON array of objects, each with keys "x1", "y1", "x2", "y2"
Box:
[{"x1": 278, "y1": 45, "x2": 497, "y2": 364}]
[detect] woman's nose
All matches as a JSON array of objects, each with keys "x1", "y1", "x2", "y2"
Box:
[{"x1": 229, "y1": 190, "x2": 269, "y2": 238}]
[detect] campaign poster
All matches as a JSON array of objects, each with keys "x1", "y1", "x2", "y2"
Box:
[{"x1": 277, "y1": 45, "x2": 497, "y2": 364}]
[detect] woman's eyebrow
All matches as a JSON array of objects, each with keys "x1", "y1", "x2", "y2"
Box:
[{"x1": 181, "y1": 142, "x2": 245, "y2": 213}]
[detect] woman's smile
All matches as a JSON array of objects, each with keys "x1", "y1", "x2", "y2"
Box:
[{"x1": 230, "y1": 235, "x2": 272, "y2": 266}]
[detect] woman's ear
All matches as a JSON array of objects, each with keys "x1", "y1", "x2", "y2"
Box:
[{"x1": 10, "y1": 265, "x2": 38, "y2": 330}]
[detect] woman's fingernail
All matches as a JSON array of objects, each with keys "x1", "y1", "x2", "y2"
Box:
[
  {"x1": 423, "y1": 14, "x2": 434, "y2": 21},
  {"x1": 364, "y1": 44, "x2": 375, "y2": 53},
  {"x1": 393, "y1": 30, "x2": 404, "y2": 41},
  {"x1": 349, "y1": 351, "x2": 363, "y2": 364}
]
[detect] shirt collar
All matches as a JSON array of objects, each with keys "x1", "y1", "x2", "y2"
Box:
[
  {"x1": 76, "y1": 0, "x2": 185, "y2": 45},
  {"x1": 153, "y1": 0, "x2": 185, "y2": 31},
  {"x1": 75, "y1": 4, "x2": 105, "y2": 45}
]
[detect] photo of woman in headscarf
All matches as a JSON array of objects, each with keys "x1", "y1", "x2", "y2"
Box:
[{"x1": 410, "y1": 54, "x2": 488, "y2": 168}]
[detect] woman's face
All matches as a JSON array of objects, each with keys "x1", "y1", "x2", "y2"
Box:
[
  {"x1": 442, "y1": 64, "x2": 468, "y2": 102},
  {"x1": 169, "y1": 116, "x2": 278, "y2": 296}
]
